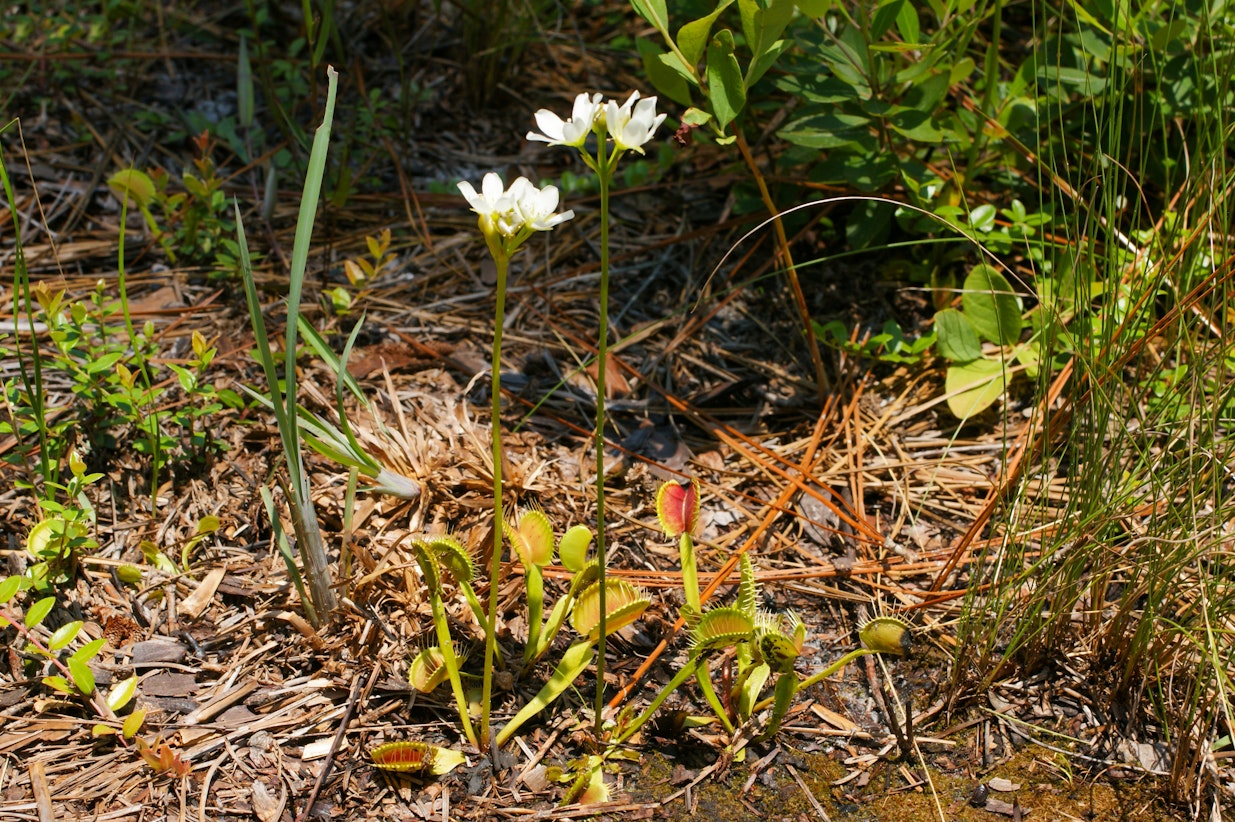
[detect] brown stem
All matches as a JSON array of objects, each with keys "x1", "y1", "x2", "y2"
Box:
[{"x1": 733, "y1": 129, "x2": 829, "y2": 405}]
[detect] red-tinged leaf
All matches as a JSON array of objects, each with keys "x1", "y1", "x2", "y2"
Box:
[
  {"x1": 656, "y1": 478, "x2": 700, "y2": 537},
  {"x1": 43, "y1": 675, "x2": 73, "y2": 694},
  {"x1": 370, "y1": 740, "x2": 435, "y2": 773}
]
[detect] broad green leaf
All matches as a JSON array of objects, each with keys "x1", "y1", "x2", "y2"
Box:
[
  {"x1": 870, "y1": 0, "x2": 906, "y2": 40},
  {"x1": 640, "y1": 42, "x2": 694, "y2": 105},
  {"x1": 68, "y1": 656, "x2": 96, "y2": 695},
  {"x1": 945, "y1": 358, "x2": 1008, "y2": 419},
  {"x1": 934, "y1": 308, "x2": 982, "y2": 361},
  {"x1": 107, "y1": 674, "x2": 140, "y2": 712},
  {"x1": 630, "y1": 0, "x2": 671, "y2": 36},
  {"x1": 738, "y1": 0, "x2": 795, "y2": 85},
  {"x1": 678, "y1": 1, "x2": 732, "y2": 67},
  {"x1": 682, "y1": 107, "x2": 712, "y2": 127},
  {"x1": 123, "y1": 706, "x2": 147, "y2": 739},
  {"x1": 896, "y1": 0, "x2": 920, "y2": 43},
  {"x1": 962, "y1": 265, "x2": 1023, "y2": 345},
  {"x1": 0, "y1": 575, "x2": 22, "y2": 603},
  {"x1": 92, "y1": 723, "x2": 117, "y2": 738},
  {"x1": 47, "y1": 620, "x2": 82, "y2": 652},
  {"x1": 706, "y1": 29, "x2": 746, "y2": 131},
  {"x1": 885, "y1": 107, "x2": 942, "y2": 142},
  {"x1": 71, "y1": 636, "x2": 107, "y2": 665},
  {"x1": 968, "y1": 203, "x2": 998, "y2": 233},
  {"x1": 794, "y1": 0, "x2": 833, "y2": 16},
  {"x1": 845, "y1": 199, "x2": 894, "y2": 249},
  {"x1": 746, "y1": 39, "x2": 793, "y2": 89},
  {"x1": 167, "y1": 363, "x2": 196, "y2": 393},
  {"x1": 814, "y1": 150, "x2": 897, "y2": 191},
  {"x1": 24, "y1": 595, "x2": 55, "y2": 629},
  {"x1": 779, "y1": 111, "x2": 873, "y2": 150},
  {"x1": 43, "y1": 675, "x2": 73, "y2": 694}
]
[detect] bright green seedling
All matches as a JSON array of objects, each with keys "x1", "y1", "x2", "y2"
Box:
[
  {"x1": 0, "y1": 579, "x2": 117, "y2": 726},
  {"x1": 329, "y1": 229, "x2": 398, "y2": 313},
  {"x1": 26, "y1": 451, "x2": 102, "y2": 588}
]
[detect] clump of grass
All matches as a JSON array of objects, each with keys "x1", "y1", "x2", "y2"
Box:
[
  {"x1": 236, "y1": 67, "x2": 342, "y2": 627},
  {"x1": 954, "y1": 3, "x2": 1235, "y2": 811}
]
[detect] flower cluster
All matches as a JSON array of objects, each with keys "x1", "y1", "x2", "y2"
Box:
[
  {"x1": 528, "y1": 90, "x2": 667, "y2": 156},
  {"x1": 457, "y1": 172, "x2": 574, "y2": 256}
]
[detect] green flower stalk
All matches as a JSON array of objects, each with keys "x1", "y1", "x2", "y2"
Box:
[
  {"x1": 458, "y1": 172, "x2": 573, "y2": 752},
  {"x1": 528, "y1": 90, "x2": 666, "y2": 732}
]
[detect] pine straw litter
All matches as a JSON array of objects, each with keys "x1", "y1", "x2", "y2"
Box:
[{"x1": 0, "y1": 45, "x2": 1205, "y2": 822}]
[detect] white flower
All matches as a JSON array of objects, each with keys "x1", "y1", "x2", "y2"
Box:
[
  {"x1": 508, "y1": 177, "x2": 574, "y2": 231},
  {"x1": 458, "y1": 172, "x2": 573, "y2": 247},
  {"x1": 604, "y1": 91, "x2": 666, "y2": 153},
  {"x1": 527, "y1": 92, "x2": 603, "y2": 148}
]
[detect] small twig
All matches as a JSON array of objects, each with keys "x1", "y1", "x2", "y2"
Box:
[
  {"x1": 786, "y1": 762, "x2": 831, "y2": 822},
  {"x1": 295, "y1": 667, "x2": 372, "y2": 822},
  {"x1": 29, "y1": 759, "x2": 54, "y2": 822}
]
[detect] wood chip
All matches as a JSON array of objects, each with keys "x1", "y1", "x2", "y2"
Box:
[
  {"x1": 810, "y1": 702, "x2": 858, "y2": 731},
  {"x1": 29, "y1": 759, "x2": 54, "y2": 822},
  {"x1": 131, "y1": 638, "x2": 188, "y2": 666},
  {"x1": 179, "y1": 567, "x2": 226, "y2": 619},
  {"x1": 988, "y1": 777, "x2": 1021, "y2": 792}
]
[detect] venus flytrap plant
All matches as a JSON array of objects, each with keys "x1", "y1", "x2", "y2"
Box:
[
  {"x1": 457, "y1": 171, "x2": 573, "y2": 752},
  {"x1": 656, "y1": 477, "x2": 701, "y2": 618},
  {"x1": 402, "y1": 519, "x2": 652, "y2": 753},
  {"x1": 614, "y1": 480, "x2": 914, "y2": 748},
  {"x1": 528, "y1": 90, "x2": 666, "y2": 732},
  {"x1": 409, "y1": 538, "x2": 480, "y2": 747},
  {"x1": 495, "y1": 575, "x2": 651, "y2": 748}
]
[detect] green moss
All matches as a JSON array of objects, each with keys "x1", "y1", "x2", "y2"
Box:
[{"x1": 617, "y1": 741, "x2": 1188, "y2": 821}]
